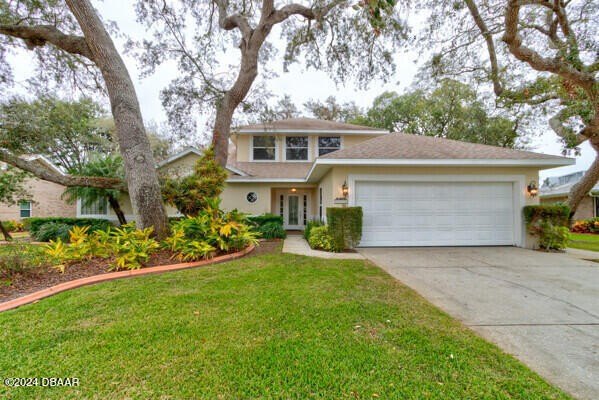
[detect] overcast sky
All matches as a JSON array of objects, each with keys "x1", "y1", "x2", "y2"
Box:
[{"x1": 6, "y1": 0, "x2": 594, "y2": 180}]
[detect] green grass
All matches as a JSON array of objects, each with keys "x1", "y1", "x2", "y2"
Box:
[
  {"x1": 568, "y1": 232, "x2": 599, "y2": 252},
  {"x1": 0, "y1": 252, "x2": 569, "y2": 399}
]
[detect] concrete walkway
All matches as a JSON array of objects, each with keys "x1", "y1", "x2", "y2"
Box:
[
  {"x1": 359, "y1": 246, "x2": 599, "y2": 400},
  {"x1": 282, "y1": 235, "x2": 364, "y2": 259}
]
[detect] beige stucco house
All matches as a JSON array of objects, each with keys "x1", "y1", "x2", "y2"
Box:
[
  {"x1": 0, "y1": 156, "x2": 76, "y2": 221},
  {"x1": 80, "y1": 118, "x2": 573, "y2": 248},
  {"x1": 540, "y1": 171, "x2": 597, "y2": 220}
]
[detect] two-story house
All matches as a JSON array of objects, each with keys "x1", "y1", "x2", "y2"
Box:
[{"x1": 81, "y1": 118, "x2": 573, "y2": 248}]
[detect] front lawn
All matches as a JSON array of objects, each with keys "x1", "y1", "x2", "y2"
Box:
[
  {"x1": 568, "y1": 232, "x2": 599, "y2": 252},
  {"x1": 0, "y1": 252, "x2": 569, "y2": 399}
]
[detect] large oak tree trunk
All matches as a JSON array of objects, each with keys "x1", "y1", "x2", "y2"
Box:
[
  {"x1": 65, "y1": 0, "x2": 168, "y2": 238},
  {"x1": 568, "y1": 143, "x2": 599, "y2": 216}
]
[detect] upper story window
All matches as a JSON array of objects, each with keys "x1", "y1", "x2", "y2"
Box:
[
  {"x1": 81, "y1": 197, "x2": 108, "y2": 215},
  {"x1": 252, "y1": 136, "x2": 276, "y2": 161},
  {"x1": 285, "y1": 136, "x2": 308, "y2": 161},
  {"x1": 318, "y1": 136, "x2": 341, "y2": 156}
]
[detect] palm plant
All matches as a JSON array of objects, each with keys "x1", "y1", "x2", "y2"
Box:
[{"x1": 62, "y1": 155, "x2": 127, "y2": 225}]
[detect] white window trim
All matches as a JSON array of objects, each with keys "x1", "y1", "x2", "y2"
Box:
[
  {"x1": 347, "y1": 173, "x2": 526, "y2": 248},
  {"x1": 250, "y1": 135, "x2": 279, "y2": 162},
  {"x1": 77, "y1": 197, "x2": 110, "y2": 219},
  {"x1": 283, "y1": 136, "x2": 310, "y2": 162},
  {"x1": 19, "y1": 200, "x2": 32, "y2": 219},
  {"x1": 316, "y1": 136, "x2": 343, "y2": 157}
]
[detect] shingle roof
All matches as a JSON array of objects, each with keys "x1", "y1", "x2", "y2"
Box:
[
  {"x1": 236, "y1": 118, "x2": 387, "y2": 132},
  {"x1": 226, "y1": 161, "x2": 312, "y2": 180},
  {"x1": 320, "y1": 132, "x2": 569, "y2": 161}
]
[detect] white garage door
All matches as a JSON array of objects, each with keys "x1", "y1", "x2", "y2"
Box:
[{"x1": 355, "y1": 181, "x2": 515, "y2": 247}]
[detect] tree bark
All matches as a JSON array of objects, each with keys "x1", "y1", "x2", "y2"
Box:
[
  {"x1": 107, "y1": 195, "x2": 127, "y2": 225},
  {"x1": 65, "y1": 0, "x2": 168, "y2": 238},
  {"x1": 0, "y1": 221, "x2": 13, "y2": 241}
]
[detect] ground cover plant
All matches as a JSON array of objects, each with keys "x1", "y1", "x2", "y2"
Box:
[{"x1": 0, "y1": 251, "x2": 570, "y2": 399}]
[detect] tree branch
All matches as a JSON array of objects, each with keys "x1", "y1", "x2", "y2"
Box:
[
  {"x1": 502, "y1": 0, "x2": 593, "y2": 91},
  {"x1": 464, "y1": 0, "x2": 503, "y2": 96},
  {"x1": 0, "y1": 24, "x2": 93, "y2": 59},
  {"x1": 213, "y1": 0, "x2": 252, "y2": 39},
  {"x1": 0, "y1": 152, "x2": 126, "y2": 191}
]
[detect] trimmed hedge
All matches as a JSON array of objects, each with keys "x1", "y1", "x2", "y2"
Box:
[
  {"x1": 326, "y1": 207, "x2": 363, "y2": 251},
  {"x1": 248, "y1": 213, "x2": 286, "y2": 239},
  {"x1": 24, "y1": 217, "x2": 114, "y2": 242},
  {"x1": 523, "y1": 204, "x2": 570, "y2": 250},
  {"x1": 247, "y1": 214, "x2": 284, "y2": 226}
]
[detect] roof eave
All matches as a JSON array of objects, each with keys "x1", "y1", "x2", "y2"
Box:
[{"x1": 306, "y1": 157, "x2": 575, "y2": 182}]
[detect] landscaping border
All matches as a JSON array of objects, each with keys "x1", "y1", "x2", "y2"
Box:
[{"x1": 0, "y1": 244, "x2": 255, "y2": 313}]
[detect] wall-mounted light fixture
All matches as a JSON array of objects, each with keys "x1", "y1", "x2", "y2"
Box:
[
  {"x1": 527, "y1": 180, "x2": 538, "y2": 197},
  {"x1": 342, "y1": 181, "x2": 349, "y2": 198},
  {"x1": 290, "y1": 188, "x2": 297, "y2": 193}
]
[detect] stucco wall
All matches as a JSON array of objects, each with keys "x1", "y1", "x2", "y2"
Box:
[
  {"x1": 541, "y1": 195, "x2": 595, "y2": 220},
  {"x1": 0, "y1": 177, "x2": 76, "y2": 221},
  {"x1": 220, "y1": 182, "x2": 318, "y2": 218}
]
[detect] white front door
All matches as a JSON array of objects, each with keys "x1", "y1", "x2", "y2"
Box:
[{"x1": 286, "y1": 194, "x2": 302, "y2": 229}]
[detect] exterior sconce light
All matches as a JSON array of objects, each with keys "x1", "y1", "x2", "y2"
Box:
[
  {"x1": 290, "y1": 188, "x2": 297, "y2": 193},
  {"x1": 527, "y1": 181, "x2": 538, "y2": 197},
  {"x1": 342, "y1": 181, "x2": 349, "y2": 198}
]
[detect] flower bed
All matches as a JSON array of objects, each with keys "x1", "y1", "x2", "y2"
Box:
[{"x1": 0, "y1": 245, "x2": 255, "y2": 312}]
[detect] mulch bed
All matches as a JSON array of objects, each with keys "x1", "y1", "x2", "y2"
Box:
[{"x1": 0, "y1": 240, "x2": 282, "y2": 304}]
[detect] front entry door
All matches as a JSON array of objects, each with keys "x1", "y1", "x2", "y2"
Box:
[{"x1": 286, "y1": 195, "x2": 301, "y2": 230}]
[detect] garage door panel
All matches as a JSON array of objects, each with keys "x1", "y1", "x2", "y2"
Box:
[{"x1": 356, "y1": 181, "x2": 515, "y2": 247}]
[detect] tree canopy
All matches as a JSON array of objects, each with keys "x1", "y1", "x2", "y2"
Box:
[{"x1": 354, "y1": 80, "x2": 523, "y2": 148}]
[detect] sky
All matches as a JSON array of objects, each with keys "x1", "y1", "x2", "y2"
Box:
[{"x1": 5, "y1": 0, "x2": 595, "y2": 180}]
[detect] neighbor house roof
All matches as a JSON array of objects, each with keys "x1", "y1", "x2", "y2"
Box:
[
  {"x1": 540, "y1": 171, "x2": 599, "y2": 198},
  {"x1": 235, "y1": 118, "x2": 388, "y2": 134}
]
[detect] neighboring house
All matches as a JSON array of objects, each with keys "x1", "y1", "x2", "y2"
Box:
[
  {"x1": 540, "y1": 171, "x2": 596, "y2": 220},
  {"x1": 0, "y1": 156, "x2": 76, "y2": 221},
  {"x1": 82, "y1": 118, "x2": 574, "y2": 248}
]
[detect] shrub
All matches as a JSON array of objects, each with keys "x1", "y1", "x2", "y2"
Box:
[
  {"x1": 304, "y1": 219, "x2": 323, "y2": 240},
  {"x1": 256, "y1": 221, "x2": 287, "y2": 239},
  {"x1": 308, "y1": 226, "x2": 335, "y2": 252},
  {"x1": 26, "y1": 217, "x2": 113, "y2": 241},
  {"x1": 326, "y1": 207, "x2": 363, "y2": 251},
  {"x1": 571, "y1": 217, "x2": 599, "y2": 234},
  {"x1": 247, "y1": 214, "x2": 284, "y2": 226},
  {"x1": 34, "y1": 222, "x2": 72, "y2": 242},
  {"x1": 523, "y1": 204, "x2": 571, "y2": 250},
  {"x1": 248, "y1": 213, "x2": 286, "y2": 239},
  {"x1": 161, "y1": 147, "x2": 227, "y2": 216},
  {"x1": 0, "y1": 243, "x2": 50, "y2": 279},
  {"x1": 44, "y1": 223, "x2": 160, "y2": 271},
  {"x1": 3, "y1": 220, "x2": 25, "y2": 232},
  {"x1": 163, "y1": 198, "x2": 260, "y2": 261}
]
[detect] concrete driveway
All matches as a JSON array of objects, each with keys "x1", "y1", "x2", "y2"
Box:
[{"x1": 359, "y1": 246, "x2": 599, "y2": 400}]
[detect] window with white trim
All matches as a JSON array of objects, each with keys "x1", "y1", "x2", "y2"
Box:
[
  {"x1": 19, "y1": 201, "x2": 31, "y2": 218},
  {"x1": 81, "y1": 197, "x2": 108, "y2": 215},
  {"x1": 252, "y1": 136, "x2": 276, "y2": 160},
  {"x1": 285, "y1": 136, "x2": 308, "y2": 161},
  {"x1": 318, "y1": 136, "x2": 341, "y2": 156}
]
